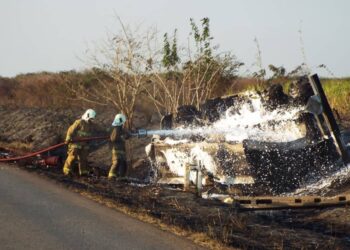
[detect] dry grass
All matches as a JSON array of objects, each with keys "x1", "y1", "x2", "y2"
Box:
[
  {"x1": 0, "y1": 141, "x2": 33, "y2": 152},
  {"x1": 2, "y1": 71, "x2": 350, "y2": 121}
]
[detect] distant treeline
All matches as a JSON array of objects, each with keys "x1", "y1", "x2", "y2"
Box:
[
  {"x1": 0, "y1": 70, "x2": 250, "y2": 109},
  {"x1": 1, "y1": 71, "x2": 349, "y2": 117}
]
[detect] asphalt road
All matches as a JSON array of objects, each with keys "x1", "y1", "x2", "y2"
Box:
[{"x1": 0, "y1": 164, "x2": 204, "y2": 250}]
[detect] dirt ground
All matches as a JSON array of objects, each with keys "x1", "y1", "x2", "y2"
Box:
[{"x1": 1, "y1": 106, "x2": 350, "y2": 249}]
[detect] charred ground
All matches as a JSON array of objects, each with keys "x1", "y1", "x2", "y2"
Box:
[{"x1": 1, "y1": 86, "x2": 350, "y2": 249}]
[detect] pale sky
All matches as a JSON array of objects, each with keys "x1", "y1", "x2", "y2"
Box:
[{"x1": 0, "y1": 0, "x2": 349, "y2": 77}]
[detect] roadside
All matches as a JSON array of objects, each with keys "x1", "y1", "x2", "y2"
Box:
[
  {"x1": 1, "y1": 106, "x2": 350, "y2": 249},
  {"x1": 0, "y1": 164, "x2": 205, "y2": 250},
  {"x1": 14, "y1": 161, "x2": 350, "y2": 250}
]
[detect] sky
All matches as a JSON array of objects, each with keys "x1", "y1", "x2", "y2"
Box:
[{"x1": 0, "y1": 0, "x2": 349, "y2": 77}]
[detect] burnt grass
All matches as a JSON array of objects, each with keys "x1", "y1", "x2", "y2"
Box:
[
  {"x1": 11, "y1": 163, "x2": 350, "y2": 250},
  {"x1": 1, "y1": 103, "x2": 350, "y2": 249}
]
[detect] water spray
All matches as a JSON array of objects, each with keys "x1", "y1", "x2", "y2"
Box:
[
  {"x1": 134, "y1": 98, "x2": 306, "y2": 143},
  {"x1": 133, "y1": 128, "x2": 228, "y2": 138}
]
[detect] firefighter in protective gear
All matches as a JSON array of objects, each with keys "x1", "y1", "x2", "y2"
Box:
[
  {"x1": 108, "y1": 113, "x2": 130, "y2": 179},
  {"x1": 63, "y1": 109, "x2": 98, "y2": 176}
]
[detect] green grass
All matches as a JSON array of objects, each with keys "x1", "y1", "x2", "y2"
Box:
[
  {"x1": 225, "y1": 77, "x2": 350, "y2": 119},
  {"x1": 322, "y1": 78, "x2": 350, "y2": 117}
]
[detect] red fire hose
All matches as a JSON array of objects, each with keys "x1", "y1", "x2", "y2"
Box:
[{"x1": 0, "y1": 136, "x2": 109, "y2": 163}]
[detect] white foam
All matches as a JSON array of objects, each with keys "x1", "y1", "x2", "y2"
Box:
[
  {"x1": 211, "y1": 95, "x2": 304, "y2": 142},
  {"x1": 162, "y1": 147, "x2": 217, "y2": 175},
  {"x1": 161, "y1": 149, "x2": 188, "y2": 176},
  {"x1": 154, "y1": 93, "x2": 305, "y2": 143},
  {"x1": 163, "y1": 138, "x2": 189, "y2": 145},
  {"x1": 153, "y1": 92, "x2": 306, "y2": 185},
  {"x1": 190, "y1": 145, "x2": 217, "y2": 175}
]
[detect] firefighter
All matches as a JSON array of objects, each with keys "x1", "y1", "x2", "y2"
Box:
[
  {"x1": 108, "y1": 113, "x2": 130, "y2": 180},
  {"x1": 63, "y1": 109, "x2": 98, "y2": 176}
]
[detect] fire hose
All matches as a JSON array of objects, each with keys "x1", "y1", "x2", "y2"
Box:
[
  {"x1": 0, "y1": 136, "x2": 109, "y2": 163},
  {"x1": 0, "y1": 129, "x2": 150, "y2": 163}
]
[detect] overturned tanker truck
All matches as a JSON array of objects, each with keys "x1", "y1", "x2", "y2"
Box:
[{"x1": 146, "y1": 74, "x2": 350, "y2": 195}]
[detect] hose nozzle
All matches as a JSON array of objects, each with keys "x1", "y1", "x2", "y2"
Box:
[{"x1": 130, "y1": 129, "x2": 148, "y2": 138}]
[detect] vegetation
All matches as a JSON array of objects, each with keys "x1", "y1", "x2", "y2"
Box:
[
  {"x1": 0, "y1": 17, "x2": 349, "y2": 125},
  {"x1": 63, "y1": 18, "x2": 158, "y2": 129},
  {"x1": 1, "y1": 72, "x2": 349, "y2": 118},
  {"x1": 145, "y1": 17, "x2": 243, "y2": 115},
  {"x1": 322, "y1": 78, "x2": 350, "y2": 117}
]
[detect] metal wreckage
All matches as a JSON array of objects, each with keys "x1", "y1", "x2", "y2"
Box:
[{"x1": 145, "y1": 74, "x2": 350, "y2": 209}]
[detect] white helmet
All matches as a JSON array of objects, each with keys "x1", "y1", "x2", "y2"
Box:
[
  {"x1": 112, "y1": 113, "x2": 127, "y2": 126},
  {"x1": 82, "y1": 109, "x2": 97, "y2": 121}
]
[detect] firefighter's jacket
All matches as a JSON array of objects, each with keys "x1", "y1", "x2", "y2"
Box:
[
  {"x1": 65, "y1": 119, "x2": 100, "y2": 149},
  {"x1": 109, "y1": 126, "x2": 129, "y2": 156}
]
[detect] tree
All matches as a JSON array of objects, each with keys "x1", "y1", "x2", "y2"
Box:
[
  {"x1": 64, "y1": 18, "x2": 157, "y2": 129},
  {"x1": 144, "y1": 17, "x2": 243, "y2": 115}
]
